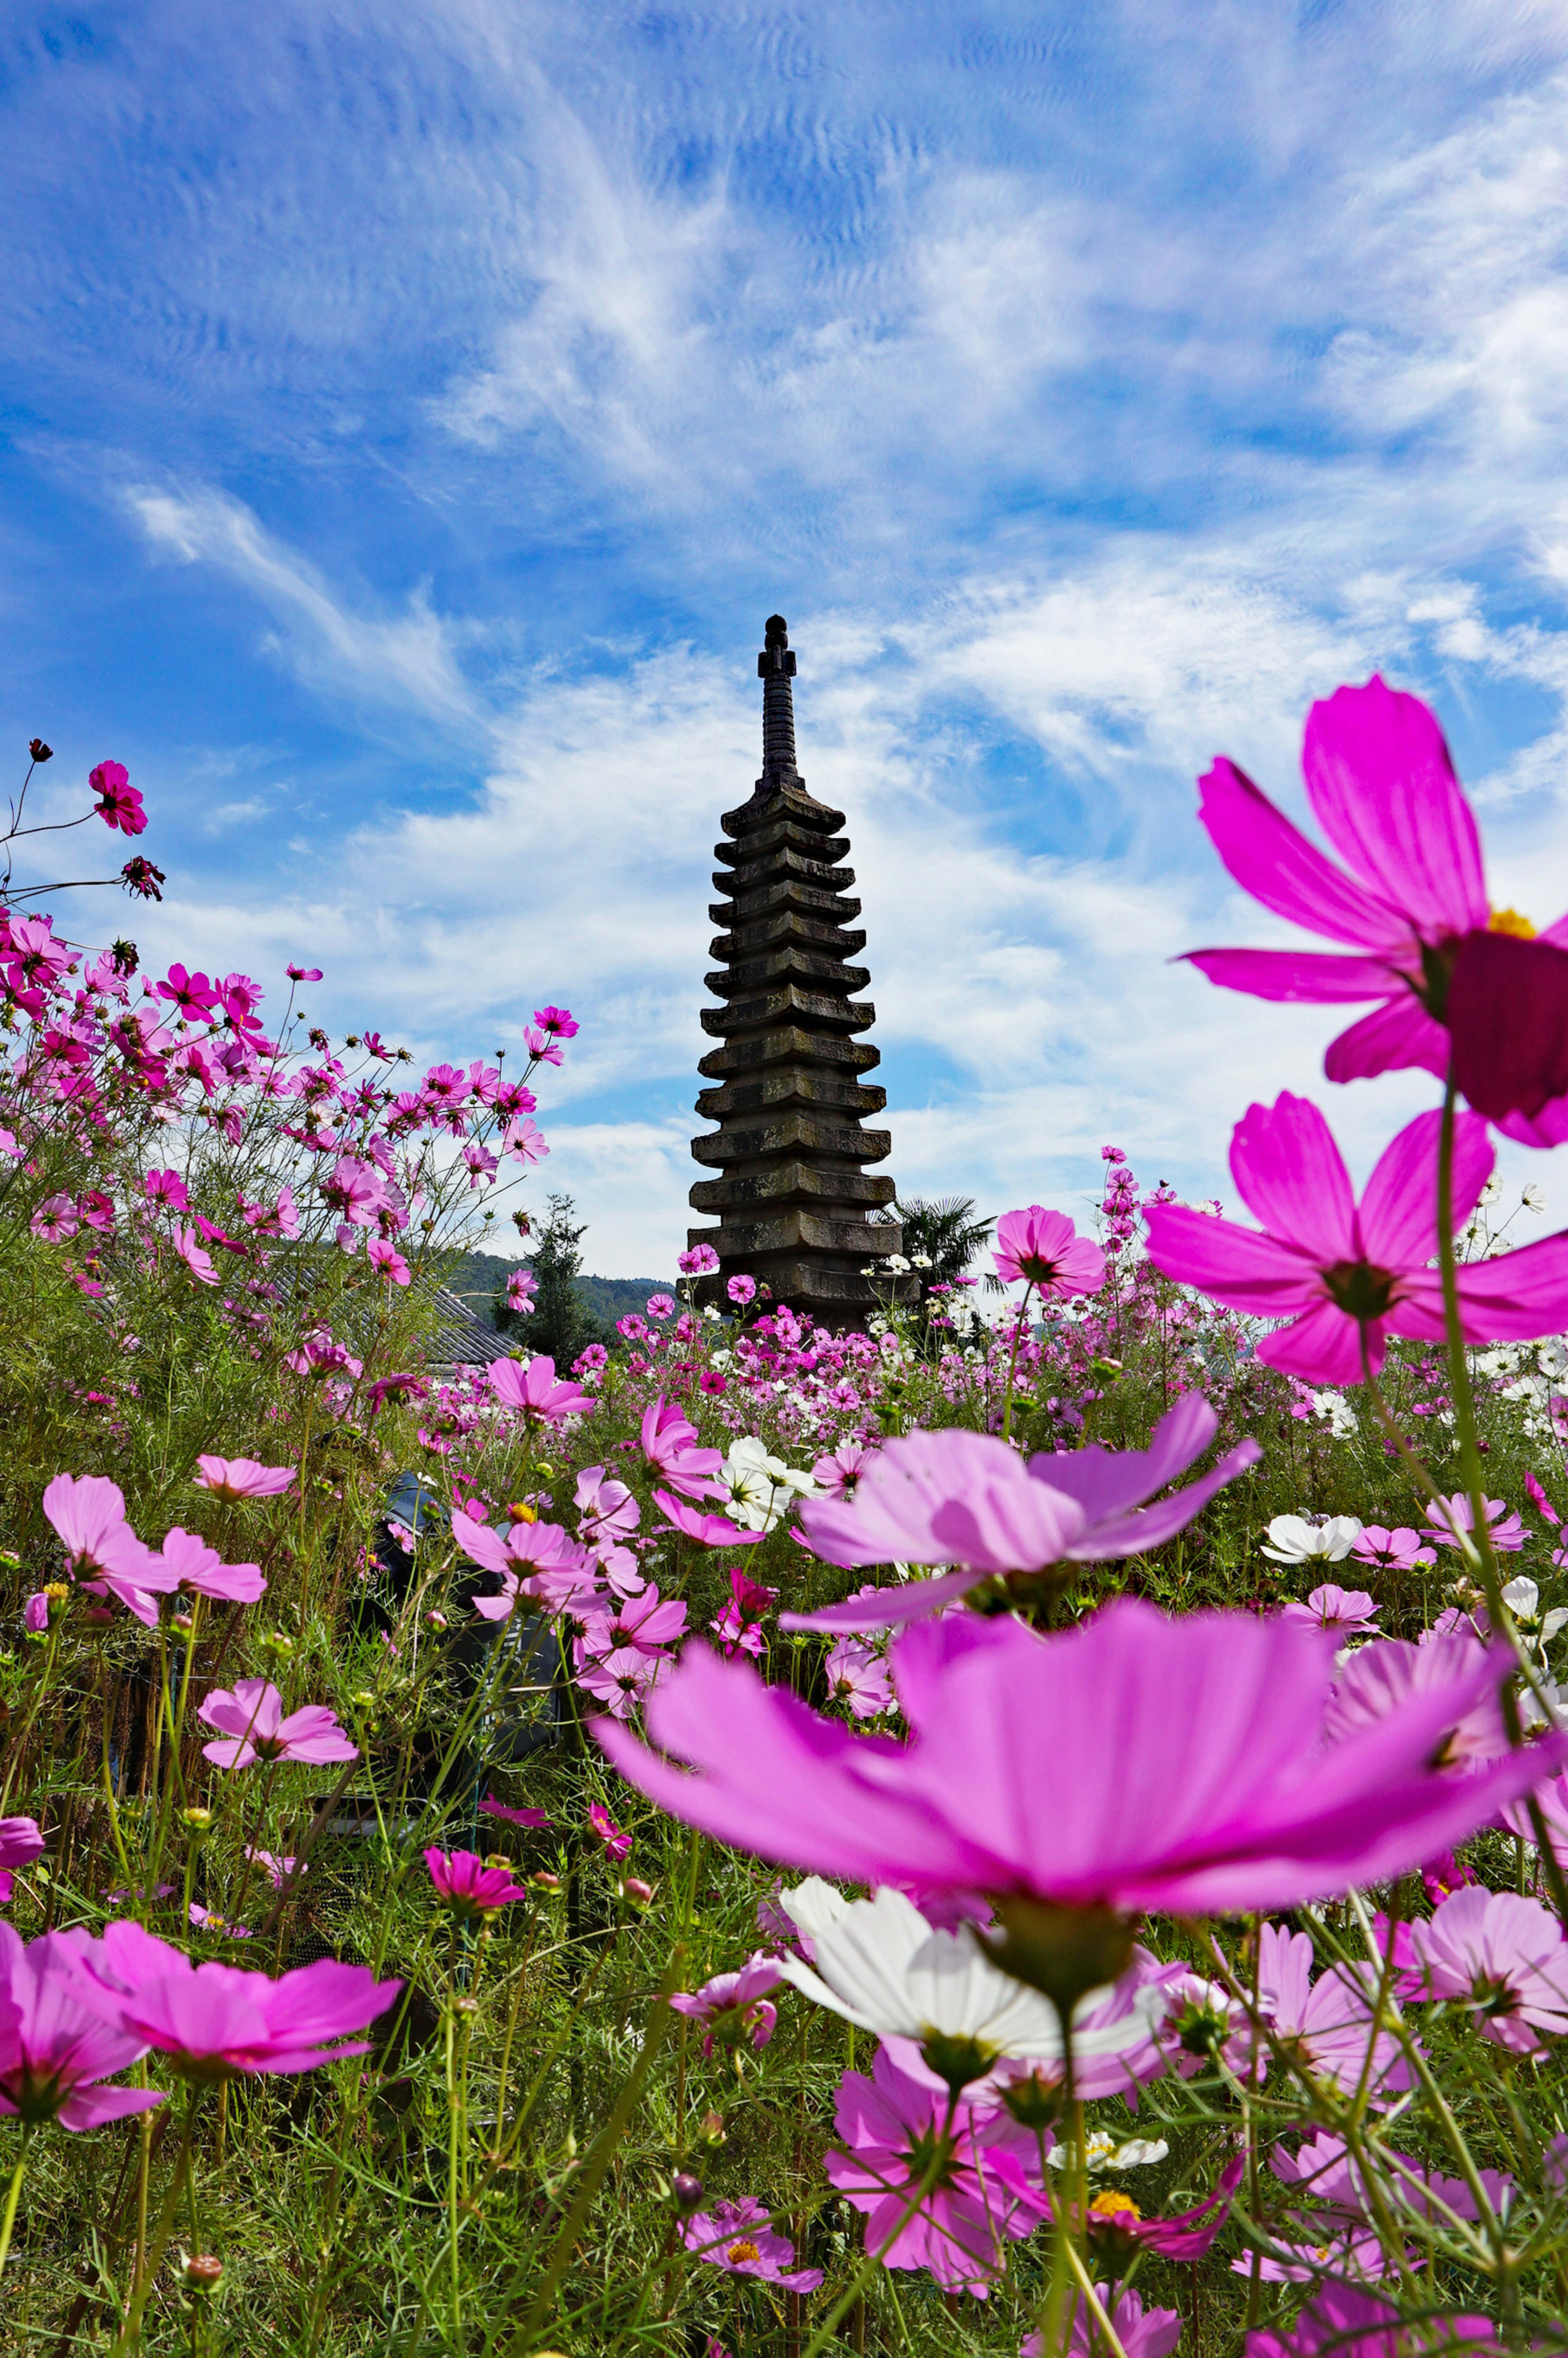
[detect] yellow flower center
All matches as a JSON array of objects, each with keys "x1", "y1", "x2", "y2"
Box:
[
  {"x1": 725, "y1": 2239, "x2": 762, "y2": 2265},
  {"x1": 1089, "y1": 2191, "x2": 1140, "y2": 2221},
  {"x1": 1489, "y1": 906, "x2": 1537, "y2": 940}
]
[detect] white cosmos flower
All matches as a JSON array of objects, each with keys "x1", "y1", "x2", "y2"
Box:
[
  {"x1": 719, "y1": 1438, "x2": 817, "y2": 1532},
  {"x1": 777, "y1": 1881, "x2": 1165, "y2": 2064},
  {"x1": 1048, "y1": 2131, "x2": 1169, "y2": 2173},
  {"x1": 1260, "y1": 1514, "x2": 1362, "y2": 1565}
]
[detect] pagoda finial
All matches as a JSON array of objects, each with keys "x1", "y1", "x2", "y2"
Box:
[{"x1": 757, "y1": 612, "x2": 799, "y2": 787}]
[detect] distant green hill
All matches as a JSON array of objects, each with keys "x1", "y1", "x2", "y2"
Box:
[{"x1": 438, "y1": 1249, "x2": 677, "y2": 1337}]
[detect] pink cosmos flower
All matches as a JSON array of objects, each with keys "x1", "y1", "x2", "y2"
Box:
[
  {"x1": 1525, "y1": 1470, "x2": 1561, "y2": 1527},
  {"x1": 42, "y1": 1473, "x2": 173, "y2": 1626},
  {"x1": 502, "y1": 1117, "x2": 548, "y2": 1166},
  {"x1": 368, "y1": 1237, "x2": 412, "y2": 1285},
  {"x1": 597, "y1": 1602, "x2": 1566, "y2": 1917},
  {"x1": 91, "y1": 759, "x2": 146, "y2": 834},
  {"x1": 992, "y1": 1206, "x2": 1106, "y2": 1298},
  {"x1": 478, "y1": 1794, "x2": 550, "y2": 1831},
  {"x1": 727, "y1": 1273, "x2": 757, "y2": 1306},
  {"x1": 1325, "y1": 1634, "x2": 1508, "y2": 1766},
  {"x1": 171, "y1": 1224, "x2": 219, "y2": 1286},
  {"x1": 578, "y1": 1585, "x2": 687, "y2": 1661},
  {"x1": 577, "y1": 1646, "x2": 668, "y2": 1719},
  {"x1": 245, "y1": 1848, "x2": 305, "y2": 1893},
  {"x1": 825, "y1": 2042, "x2": 1045, "y2": 2296},
  {"x1": 646, "y1": 1291, "x2": 676, "y2": 1319},
  {"x1": 587, "y1": 1802, "x2": 631, "y2": 1862},
  {"x1": 194, "y1": 1455, "x2": 295, "y2": 1502},
  {"x1": 786, "y1": 1394, "x2": 1258, "y2": 1632},
  {"x1": 1246, "y1": 2281, "x2": 1496, "y2": 2358},
  {"x1": 679, "y1": 1244, "x2": 720, "y2": 1277},
  {"x1": 681, "y1": 2195, "x2": 822, "y2": 2291},
  {"x1": 1268, "y1": 2129, "x2": 1512, "y2": 2237},
  {"x1": 826, "y1": 1638, "x2": 895, "y2": 1719},
  {"x1": 1253, "y1": 1923, "x2": 1413, "y2": 2100},
  {"x1": 1181, "y1": 677, "x2": 1543, "y2": 1095},
  {"x1": 286, "y1": 964, "x2": 323, "y2": 982},
  {"x1": 155, "y1": 1527, "x2": 266, "y2": 1605},
  {"x1": 1405, "y1": 1885, "x2": 1568, "y2": 2051},
  {"x1": 30, "y1": 1193, "x2": 78, "y2": 1242},
  {"x1": 77, "y1": 1919, "x2": 399, "y2": 2079},
  {"x1": 1084, "y1": 2157, "x2": 1245, "y2": 2268},
  {"x1": 198, "y1": 1679, "x2": 358, "y2": 1771},
  {"x1": 532, "y1": 1004, "x2": 578, "y2": 1038},
  {"x1": 1144, "y1": 1094, "x2": 1568, "y2": 1385},
  {"x1": 655, "y1": 1489, "x2": 767, "y2": 1549},
  {"x1": 1352, "y1": 1526, "x2": 1434, "y2": 1572},
  {"x1": 424, "y1": 1849, "x2": 529, "y2": 1916},
  {"x1": 1280, "y1": 1586, "x2": 1380, "y2": 1636},
  {"x1": 1499, "y1": 1767, "x2": 1568, "y2": 1866},
  {"x1": 670, "y1": 1953, "x2": 783, "y2": 2055},
  {"x1": 506, "y1": 1267, "x2": 537, "y2": 1311},
  {"x1": 640, "y1": 1396, "x2": 723, "y2": 1498},
  {"x1": 0, "y1": 1925, "x2": 165, "y2": 2130},
  {"x1": 1447, "y1": 926, "x2": 1568, "y2": 1131},
  {"x1": 148, "y1": 1170, "x2": 191, "y2": 1225},
  {"x1": 0, "y1": 1819, "x2": 46, "y2": 1907},
  {"x1": 575, "y1": 1467, "x2": 641, "y2": 1552},
  {"x1": 1422, "y1": 1493, "x2": 1527, "y2": 1553},
  {"x1": 812, "y1": 1437, "x2": 878, "y2": 1501},
  {"x1": 487, "y1": 1354, "x2": 594, "y2": 1422},
  {"x1": 1026, "y1": 2284, "x2": 1183, "y2": 2358}
]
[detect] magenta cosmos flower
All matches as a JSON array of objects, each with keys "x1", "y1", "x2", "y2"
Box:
[
  {"x1": 670, "y1": 1952, "x2": 783, "y2": 2056},
  {"x1": 0, "y1": 1926, "x2": 165, "y2": 2130},
  {"x1": 424, "y1": 1849, "x2": 529, "y2": 1917},
  {"x1": 1183, "y1": 675, "x2": 1564, "y2": 1112},
  {"x1": 1144, "y1": 1094, "x2": 1568, "y2": 1386},
  {"x1": 681, "y1": 2195, "x2": 822, "y2": 2291},
  {"x1": 194, "y1": 1454, "x2": 295, "y2": 1502},
  {"x1": 77, "y1": 1920, "x2": 399, "y2": 2080},
  {"x1": 596, "y1": 1601, "x2": 1566, "y2": 1922},
  {"x1": 1246, "y1": 2281, "x2": 1496, "y2": 2358},
  {"x1": 91, "y1": 758, "x2": 146, "y2": 834},
  {"x1": 198, "y1": 1679, "x2": 358, "y2": 1770},
  {"x1": 655, "y1": 1489, "x2": 767, "y2": 1550},
  {"x1": 486, "y1": 1354, "x2": 594, "y2": 1422},
  {"x1": 640, "y1": 1396, "x2": 722, "y2": 1499},
  {"x1": 0, "y1": 1819, "x2": 45, "y2": 1906},
  {"x1": 1405, "y1": 1886, "x2": 1568, "y2": 2051},
  {"x1": 1025, "y1": 2284, "x2": 1183, "y2": 2358},
  {"x1": 786, "y1": 1394, "x2": 1258, "y2": 1632},
  {"x1": 992, "y1": 1206, "x2": 1105, "y2": 1298},
  {"x1": 478, "y1": 1793, "x2": 550, "y2": 1830},
  {"x1": 826, "y1": 2042, "x2": 1044, "y2": 2297},
  {"x1": 1084, "y1": 2155, "x2": 1245, "y2": 2270}
]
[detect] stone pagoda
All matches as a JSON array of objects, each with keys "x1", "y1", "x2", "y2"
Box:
[{"x1": 687, "y1": 615, "x2": 909, "y2": 1324}]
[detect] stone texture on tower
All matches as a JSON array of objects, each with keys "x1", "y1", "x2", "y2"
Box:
[{"x1": 688, "y1": 616, "x2": 911, "y2": 1321}]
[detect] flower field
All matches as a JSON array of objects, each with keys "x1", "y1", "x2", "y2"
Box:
[{"x1": 2, "y1": 683, "x2": 1568, "y2": 2356}]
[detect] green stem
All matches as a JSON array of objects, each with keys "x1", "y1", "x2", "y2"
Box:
[
  {"x1": 1001, "y1": 1280, "x2": 1036, "y2": 1445},
  {"x1": 0, "y1": 2133, "x2": 28, "y2": 2275}
]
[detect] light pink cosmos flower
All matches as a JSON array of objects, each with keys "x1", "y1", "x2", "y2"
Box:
[
  {"x1": 991, "y1": 1206, "x2": 1106, "y2": 1298},
  {"x1": 1027, "y1": 2284, "x2": 1183, "y2": 2358},
  {"x1": 670, "y1": 1953, "x2": 783, "y2": 2056},
  {"x1": 812, "y1": 1436, "x2": 878, "y2": 1501},
  {"x1": 155, "y1": 1527, "x2": 266, "y2": 1605},
  {"x1": 502, "y1": 1116, "x2": 548, "y2": 1166},
  {"x1": 77, "y1": 1919, "x2": 399, "y2": 2079},
  {"x1": 1352, "y1": 1526, "x2": 1435, "y2": 1572},
  {"x1": 639, "y1": 1396, "x2": 722, "y2": 1500},
  {"x1": 1325, "y1": 1634, "x2": 1508, "y2": 1766},
  {"x1": 0, "y1": 1925, "x2": 165, "y2": 2130},
  {"x1": 680, "y1": 2195, "x2": 822, "y2": 2290},
  {"x1": 597, "y1": 1602, "x2": 1566, "y2": 1917},
  {"x1": 575, "y1": 1467, "x2": 641, "y2": 1552},
  {"x1": 198, "y1": 1679, "x2": 358, "y2": 1771},
  {"x1": 1405, "y1": 1885, "x2": 1568, "y2": 2050},
  {"x1": 0, "y1": 1819, "x2": 46, "y2": 1907},
  {"x1": 1182, "y1": 676, "x2": 1549, "y2": 1098},
  {"x1": 42, "y1": 1474, "x2": 174, "y2": 1627},
  {"x1": 479, "y1": 1794, "x2": 550, "y2": 1831},
  {"x1": 486, "y1": 1354, "x2": 594, "y2": 1423},
  {"x1": 1269, "y1": 2129, "x2": 1512, "y2": 2237},
  {"x1": 171, "y1": 1224, "x2": 220, "y2": 1285},
  {"x1": 577, "y1": 1585, "x2": 687, "y2": 1661},
  {"x1": 826, "y1": 2042, "x2": 1044, "y2": 2297},
  {"x1": 1253, "y1": 1923, "x2": 1413, "y2": 2100},
  {"x1": 1422, "y1": 1494, "x2": 1527, "y2": 1553},
  {"x1": 786, "y1": 1394, "x2": 1258, "y2": 1632},
  {"x1": 655, "y1": 1489, "x2": 767, "y2": 1549},
  {"x1": 194, "y1": 1455, "x2": 295, "y2": 1502},
  {"x1": 577, "y1": 1646, "x2": 668, "y2": 1720},
  {"x1": 30, "y1": 1193, "x2": 78, "y2": 1241},
  {"x1": 727, "y1": 1273, "x2": 757, "y2": 1306},
  {"x1": 1144, "y1": 1094, "x2": 1568, "y2": 1385},
  {"x1": 826, "y1": 1638, "x2": 894, "y2": 1719},
  {"x1": 245, "y1": 1848, "x2": 305, "y2": 1893},
  {"x1": 678, "y1": 1244, "x2": 720, "y2": 1277},
  {"x1": 506, "y1": 1267, "x2": 537, "y2": 1311},
  {"x1": 1280, "y1": 1586, "x2": 1379, "y2": 1636},
  {"x1": 424, "y1": 1849, "x2": 529, "y2": 1916}
]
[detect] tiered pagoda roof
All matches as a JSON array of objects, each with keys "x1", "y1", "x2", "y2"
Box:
[{"x1": 687, "y1": 616, "x2": 911, "y2": 1323}]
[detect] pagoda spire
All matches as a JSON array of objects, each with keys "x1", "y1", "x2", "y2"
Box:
[{"x1": 686, "y1": 615, "x2": 914, "y2": 1327}]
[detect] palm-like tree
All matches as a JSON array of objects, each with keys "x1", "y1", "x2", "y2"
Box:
[{"x1": 871, "y1": 1195, "x2": 1002, "y2": 1298}]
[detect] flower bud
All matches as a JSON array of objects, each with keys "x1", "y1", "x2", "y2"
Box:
[
  {"x1": 670, "y1": 2171, "x2": 703, "y2": 2216},
  {"x1": 182, "y1": 1806, "x2": 213, "y2": 1833},
  {"x1": 530, "y1": 1870, "x2": 560, "y2": 1892},
  {"x1": 184, "y1": 2254, "x2": 223, "y2": 2291},
  {"x1": 619, "y1": 1876, "x2": 655, "y2": 1909},
  {"x1": 259, "y1": 1629, "x2": 294, "y2": 1659},
  {"x1": 698, "y1": 2109, "x2": 725, "y2": 2145}
]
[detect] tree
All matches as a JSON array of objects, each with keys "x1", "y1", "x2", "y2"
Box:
[
  {"x1": 511, "y1": 1192, "x2": 604, "y2": 1367},
  {"x1": 875, "y1": 1195, "x2": 1000, "y2": 1291}
]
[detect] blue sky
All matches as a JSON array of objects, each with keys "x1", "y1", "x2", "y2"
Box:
[{"x1": 7, "y1": 2, "x2": 1568, "y2": 1272}]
